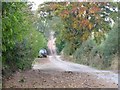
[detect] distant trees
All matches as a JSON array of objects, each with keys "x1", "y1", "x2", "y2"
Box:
[
  {"x1": 37, "y1": 2, "x2": 118, "y2": 69},
  {"x1": 38, "y1": 2, "x2": 118, "y2": 54}
]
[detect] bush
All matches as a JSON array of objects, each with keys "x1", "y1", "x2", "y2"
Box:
[
  {"x1": 63, "y1": 42, "x2": 77, "y2": 55},
  {"x1": 2, "y1": 2, "x2": 47, "y2": 76},
  {"x1": 73, "y1": 22, "x2": 118, "y2": 70},
  {"x1": 100, "y1": 22, "x2": 118, "y2": 68},
  {"x1": 56, "y1": 40, "x2": 65, "y2": 54},
  {"x1": 73, "y1": 38, "x2": 95, "y2": 65}
]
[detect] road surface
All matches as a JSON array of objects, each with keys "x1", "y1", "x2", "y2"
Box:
[
  {"x1": 3, "y1": 55, "x2": 118, "y2": 88},
  {"x1": 33, "y1": 55, "x2": 118, "y2": 84},
  {"x1": 3, "y1": 30, "x2": 118, "y2": 88}
]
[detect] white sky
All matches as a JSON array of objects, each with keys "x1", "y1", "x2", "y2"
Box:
[
  {"x1": 28, "y1": 0, "x2": 45, "y2": 10},
  {"x1": 28, "y1": 0, "x2": 65, "y2": 10}
]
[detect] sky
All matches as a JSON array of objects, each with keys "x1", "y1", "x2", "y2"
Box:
[
  {"x1": 28, "y1": 0, "x2": 45, "y2": 10},
  {"x1": 27, "y1": 0, "x2": 66, "y2": 10}
]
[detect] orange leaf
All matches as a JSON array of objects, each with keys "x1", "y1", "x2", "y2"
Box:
[
  {"x1": 88, "y1": 23, "x2": 93, "y2": 30},
  {"x1": 80, "y1": 19, "x2": 89, "y2": 26},
  {"x1": 89, "y1": 6, "x2": 100, "y2": 14},
  {"x1": 78, "y1": 7, "x2": 87, "y2": 15}
]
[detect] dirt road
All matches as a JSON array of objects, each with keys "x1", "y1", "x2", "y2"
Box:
[
  {"x1": 3, "y1": 31, "x2": 118, "y2": 88},
  {"x1": 3, "y1": 55, "x2": 118, "y2": 88}
]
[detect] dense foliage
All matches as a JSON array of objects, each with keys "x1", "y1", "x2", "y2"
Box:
[
  {"x1": 2, "y1": 2, "x2": 47, "y2": 75},
  {"x1": 74, "y1": 21, "x2": 118, "y2": 69},
  {"x1": 38, "y1": 2, "x2": 117, "y2": 53},
  {"x1": 37, "y1": 2, "x2": 118, "y2": 70}
]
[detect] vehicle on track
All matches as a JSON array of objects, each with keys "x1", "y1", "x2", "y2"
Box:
[{"x1": 38, "y1": 49, "x2": 47, "y2": 58}]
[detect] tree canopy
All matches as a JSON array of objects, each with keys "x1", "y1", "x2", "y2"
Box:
[{"x1": 37, "y1": 2, "x2": 118, "y2": 53}]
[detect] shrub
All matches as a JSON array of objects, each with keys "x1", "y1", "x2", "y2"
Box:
[
  {"x1": 2, "y1": 2, "x2": 47, "y2": 76},
  {"x1": 73, "y1": 38, "x2": 95, "y2": 65},
  {"x1": 73, "y1": 22, "x2": 118, "y2": 69}
]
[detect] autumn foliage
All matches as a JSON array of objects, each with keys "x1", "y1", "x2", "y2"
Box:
[
  {"x1": 48, "y1": 3, "x2": 108, "y2": 41},
  {"x1": 37, "y1": 2, "x2": 117, "y2": 54}
]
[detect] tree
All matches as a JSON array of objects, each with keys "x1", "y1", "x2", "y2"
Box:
[
  {"x1": 2, "y1": 2, "x2": 47, "y2": 75},
  {"x1": 36, "y1": 2, "x2": 118, "y2": 55},
  {"x1": 44, "y1": 2, "x2": 118, "y2": 54}
]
